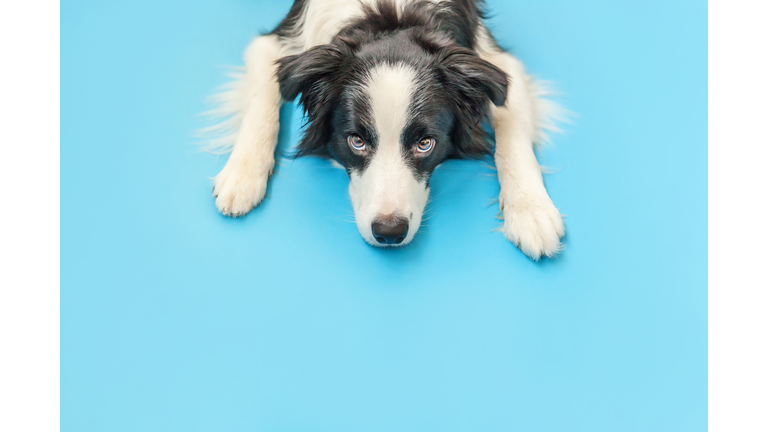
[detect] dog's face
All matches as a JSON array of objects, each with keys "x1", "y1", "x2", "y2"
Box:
[
  {"x1": 334, "y1": 62, "x2": 451, "y2": 246},
  {"x1": 278, "y1": 30, "x2": 508, "y2": 246}
]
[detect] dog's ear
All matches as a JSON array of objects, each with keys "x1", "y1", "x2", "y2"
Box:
[
  {"x1": 437, "y1": 46, "x2": 509, "y2": 158},
  {"x1": 276, "y1": 44, "x2": 349, "y2": 157},
  {"x1": 438, "y1": 46, "x2": 508, "y2": 108},
  {"x1": 276, "y1": 44, "x2": 347, "y2": 103}
]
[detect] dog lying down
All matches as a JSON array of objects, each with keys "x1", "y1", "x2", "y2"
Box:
[{"x1": 203, "y1": 0, "x2": 566, "y2": 260}]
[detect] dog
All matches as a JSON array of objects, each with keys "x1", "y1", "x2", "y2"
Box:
[{"x1": 204, "y1": 0, "x2": 565, "y2": 259}]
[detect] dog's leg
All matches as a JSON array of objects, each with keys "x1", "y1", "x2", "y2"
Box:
[
  {"x1": 213, "y1": 35, "x2": 283, "y2": 216},
  {"x1": 478, "y1": 38, "x2": 565, "y2": 259}
]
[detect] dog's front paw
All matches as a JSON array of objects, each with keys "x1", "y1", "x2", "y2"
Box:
[
  {"x1": 499, "y1": 193, "x2": 565, "y2": 260},
  {"x1": 212, "y1": 160, "x2": 272, "y2": 217}
]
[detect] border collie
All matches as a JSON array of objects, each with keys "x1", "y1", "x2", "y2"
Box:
[{"x1": 204, "y1": 0, "x2": 565, "y2": 260}]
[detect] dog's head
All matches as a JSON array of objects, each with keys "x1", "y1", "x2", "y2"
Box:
[{"x1": 277, "y1": 22, "x2": 508, "y2": 247}]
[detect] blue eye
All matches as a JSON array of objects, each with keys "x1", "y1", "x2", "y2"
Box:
[
  {"x1": 417, "y1": 137, "x2": 435, "y2": 154},
  {"x1": 348, "y1": 134, "x2": 366, "y2": 151}
]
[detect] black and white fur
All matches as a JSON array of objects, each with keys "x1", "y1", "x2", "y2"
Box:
[{"x1": 205, "y1": 0, "x2": 565, "y2": 259}]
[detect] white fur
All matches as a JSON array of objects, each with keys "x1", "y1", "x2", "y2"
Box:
[
  {"x1": 211, "y1": 35, "x2": 283, "y2": 216},
  {"x1": 279, "y1": 0, "x2": 364, "y2": 54},
  {"x1": 349, "y1": 64, "x2": 429, "y2": 246},
  {"x1": 476, "y1": 27, "x2": 566, "y2": 259},
  {"x1": 198, "y1": 67, "x2": 247, "y2": 155}
]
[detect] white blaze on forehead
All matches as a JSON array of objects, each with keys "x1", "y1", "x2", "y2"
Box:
[{"x1": 365, "y1": 64, "x2": 418, "y2": 150}]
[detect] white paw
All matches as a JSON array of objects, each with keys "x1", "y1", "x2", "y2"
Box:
[
  {"x1": 500, "y1": 193, "x2": 565, "y2": 260},
  {"x1": 212, "y1": 159, "x2": 272, "y2": 217}
]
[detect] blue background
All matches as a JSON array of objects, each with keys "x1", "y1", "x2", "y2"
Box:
[{"x1": 62, "y1": 0, "x2": 707, "y2": 431}]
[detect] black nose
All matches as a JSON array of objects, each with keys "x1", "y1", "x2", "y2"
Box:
[{"x1": 371, "y1": 217, "x2": 409, "y2": 245}]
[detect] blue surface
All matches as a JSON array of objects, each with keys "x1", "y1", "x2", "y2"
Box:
[{"x1": 62, "y1": 1, "x2": 707, "y2": 431}]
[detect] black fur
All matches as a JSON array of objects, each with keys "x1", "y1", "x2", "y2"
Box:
[
  {"x1": 270, "y1": 0, "x2": 309, "y2": 41},
  {"x1": 275, "y1": 0, "x2": 508, "y2": 178},
  {"x1": 272, "y1": 0, "x2": 485, "y2": 50},
  {"x1": 275, "y1": 43, "x2": 353, "y2": 158}
]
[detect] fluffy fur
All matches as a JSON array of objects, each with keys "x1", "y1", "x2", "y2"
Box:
[{"x1": 202, "y1": 0, "x2": 566, "y2": 259}]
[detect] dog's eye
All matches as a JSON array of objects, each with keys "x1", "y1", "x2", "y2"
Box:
[
  {"x1": 416, "y1": 137, "x2": 435, "y2": 154},
  {"x1": 348, "y1": 134, "x2": 366, "y2": 151}
]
